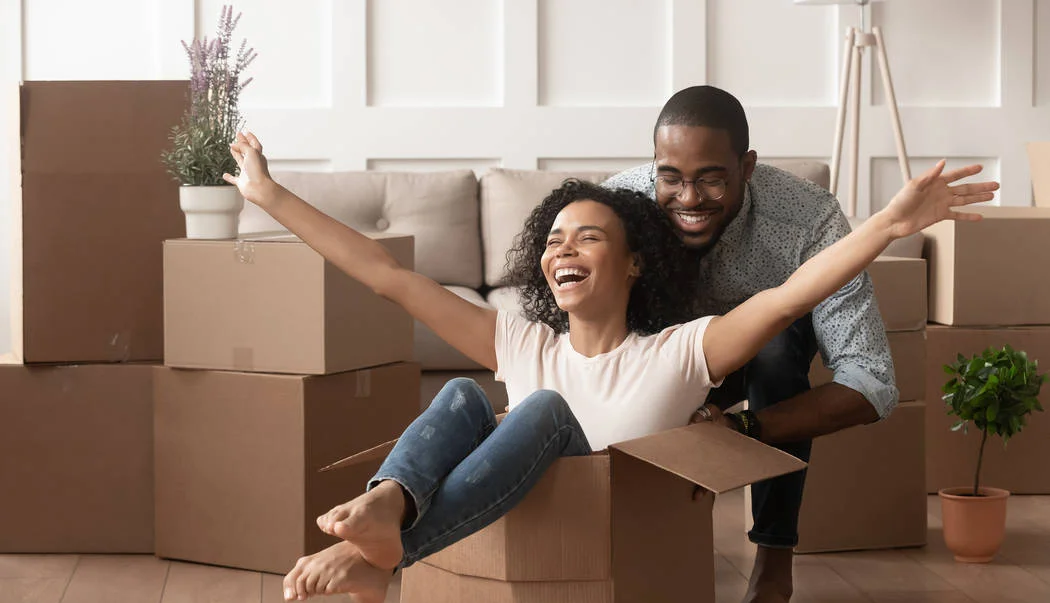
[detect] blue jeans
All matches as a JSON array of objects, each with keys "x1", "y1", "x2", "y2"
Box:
[
  {"x1": 368, "y1": 378, "x2": 592, "y2": 568},
  {"x1": 706, "y1": 315, "x2": 819, "y2": 549}
]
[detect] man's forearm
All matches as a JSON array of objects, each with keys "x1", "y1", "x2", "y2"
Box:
[{"x1": 755, "y1": 383, "x2": 878, "y2": 445}]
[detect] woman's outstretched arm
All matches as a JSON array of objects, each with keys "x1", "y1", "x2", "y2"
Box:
[
  {"x1": 701, "y1": 160, "x2": 998, "y2": 383},
  {"x1": 225, "y1": 132, "x2": 497, "y2": 370}
]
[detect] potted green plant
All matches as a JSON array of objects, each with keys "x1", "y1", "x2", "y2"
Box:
[
  {"x1": 939, "y1": 344, "x2": 1045, "y2": 563},
  {"x1": 161, "y1": 5, "x2": 256, "y2": 239}
]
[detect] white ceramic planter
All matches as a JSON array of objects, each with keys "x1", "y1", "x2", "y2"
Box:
[{"x1": 179, "y1": 185, "x2": 244, "y2": 240}]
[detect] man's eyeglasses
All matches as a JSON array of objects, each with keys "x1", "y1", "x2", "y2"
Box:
[{"x1": 650, "y1": 173, "x2": 728, "y2": 201}]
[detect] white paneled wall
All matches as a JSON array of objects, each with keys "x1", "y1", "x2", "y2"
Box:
[{"x1": 2, "y1": 0, "x2": 1050, "y2": 355}]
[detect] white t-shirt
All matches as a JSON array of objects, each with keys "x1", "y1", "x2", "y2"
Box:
[{"x1": 494, "y1": 311, "x2": 722, "y2": 451}]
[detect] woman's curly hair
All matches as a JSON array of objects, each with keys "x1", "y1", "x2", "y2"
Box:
[{"x1": 505, "y1": 179, "x2": 701, "y2": 335}]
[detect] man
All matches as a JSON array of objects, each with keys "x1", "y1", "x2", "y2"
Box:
[{"x1": 604, "y1": 85, "x2": 897, "y2": 603}]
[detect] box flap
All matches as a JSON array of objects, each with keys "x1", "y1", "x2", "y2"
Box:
[
  {"x1": 959, "y1": 206, "x2": 1050, "y2": 219},
  {"x1": 319, "y1": 438, "x2": 398, "y2": 472},
  {"x1": 609, "y1": 421, "x2": 806, "y2": 494}
]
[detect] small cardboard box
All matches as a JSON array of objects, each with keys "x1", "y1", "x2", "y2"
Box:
[
  {"x1": 163, "y1": 233, "x2": 414, "y2": 375},
  {"x1": 923, "y1": 206, "x2": 1050, "y2": 326},
  {"x1": 796, "y1": 401, "x2": 926, "y2": 554},
  {"x1": 153, "y1": 362, "x2": 420, "y2": 574},
  {"x1": 810, "y1": 330, "x2": 926, "y2": 402},
  {"x1": 868, "y1": 256, "x2": 927, "y2": 332},
  {"x1": 10, "y1": 81, "x2": 188, "y2": 363},
  {"x1": 925, "y1": 325, "x2": 1050, "y2": 494},
  {"x1": 324, "y1": 422, "x2": 806, "y2": 603},
  {"x1": 1027, "y1": 141, "x2": 1050, "y2": 208},
  {"x1": 0, "y1": 361, "x2": 154, "y2": 553}
]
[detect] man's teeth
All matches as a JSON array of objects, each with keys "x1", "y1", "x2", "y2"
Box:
[{"x1": 676, "y1": 211, "x2": 711, "y2": 225}]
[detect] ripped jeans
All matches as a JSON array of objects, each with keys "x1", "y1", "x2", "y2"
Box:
[{"x1": 367, "y1": 378, "x2": 592, "y2": 568}]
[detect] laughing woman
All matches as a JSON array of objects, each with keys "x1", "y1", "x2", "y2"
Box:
[{"x1": 222, "y1": 132, "x2": 997, "y2": 603}]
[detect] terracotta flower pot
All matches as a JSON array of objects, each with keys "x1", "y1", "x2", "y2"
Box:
[{"x1": 938, "y1": 486, "x2": 1010, "y2": 563}]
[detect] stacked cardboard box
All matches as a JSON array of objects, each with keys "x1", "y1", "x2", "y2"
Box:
[
  {"x1": 923, "y1": 207, "x2": 1050, "y2": 494},
  {"x1": 156, "y1": 233, "x2": 421, "y2": 574},
  {"x1": 795, "y1": 256, "x2": 929, "y2": 553},
  {"x1": 0, "y1": 82, "x2": 187, "y2": 553}
]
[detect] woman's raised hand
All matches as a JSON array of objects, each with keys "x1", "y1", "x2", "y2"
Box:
[
  {"x1": 880, "y1": 160, "x2": 999, "y2": 238},
  {"x1": 223, "y1": 130, "x2": 277, "y2": 208}
]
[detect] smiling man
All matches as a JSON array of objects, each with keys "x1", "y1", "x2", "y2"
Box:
[{"x1": 604, "y1": 86, "x2": 898, "y2": 603}]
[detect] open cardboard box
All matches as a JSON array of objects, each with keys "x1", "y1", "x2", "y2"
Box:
[
  {"x1": 163, "y1": 232, "x2": 414, "y2": 375},
  {"x1": 322, "y1": 421, "x2": 805, "y2": 603}
]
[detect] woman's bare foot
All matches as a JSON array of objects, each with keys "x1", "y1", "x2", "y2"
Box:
[
  {"x1": 316, "y1": 480, "x2": 406, "y2": 570},
  {"x1": 283, "y1": 540, "x2": 390, "y2": 602}
]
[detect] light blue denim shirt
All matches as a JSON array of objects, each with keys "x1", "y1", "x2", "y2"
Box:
[{"x1": 603, "y1": 163, "x2": 899, "y2": 418}]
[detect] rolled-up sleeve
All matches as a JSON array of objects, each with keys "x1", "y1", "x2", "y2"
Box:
[{"x1": 805, "y1": 208, "x2": 899, "y2": 419}]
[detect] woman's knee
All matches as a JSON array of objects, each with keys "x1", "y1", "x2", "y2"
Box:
[
  {"x1": 432, "y1": 378, "x2": 493, "y2": 415},
  {"x1": 516, "y1": 389, "x2": 572, "y2": 418}
]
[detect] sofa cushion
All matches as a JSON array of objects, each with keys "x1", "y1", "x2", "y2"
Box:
[
  {"x1": 485, "y1": 286, "x2": 523, "y2": 314},
  {"x1": 414, "y1": 286, "x2": 494, "y2": 370},
  {"x1": 239, "y1": 170, "x2": 483, "y2": 288},
  {"x1": 480, "y1": 168, "x2": 614, "y2": 287},
  {"x1": 763, "y1": 160, "x2": 831, "y2": 191}
]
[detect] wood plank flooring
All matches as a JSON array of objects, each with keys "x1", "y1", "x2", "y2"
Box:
[{"x1": 2, "y1": 492, "x2": 1047, "y2": 603}]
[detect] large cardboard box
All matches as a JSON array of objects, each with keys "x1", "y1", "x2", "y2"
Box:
[
  {"x1": 923, "y1": 206, "x2": 1050, "y2": 326},
  {"x1": 868, "y1": 256, "x2": 927, "y2": 332},
  {"x1": 810, "y1": 330, "x2": 926, "y2": 402},
  {"x1": 1028, "y1": 141, "x2": 1050, "y2": 208},
  {"x1": 0, "y1": 361, "x2": 154, "y2": 552},
  {"x1": 153, "y1": 362, "x2": 420, "y2": 574},
  {"x1": 10, "y1": 81, "x2": 187, "y2": 363},
  {"x1": 163, "y1": 234, "x2": 414, "y2": 374},
  {"x1": 925, "y1": 325, "x2": 1050, "y2": 494},
  {"x1": 326, "y1": 422, "x2": 806, "y2": 603},
  {"x1": 796, "y1": 401, "x2": 926, "y2": 553}
]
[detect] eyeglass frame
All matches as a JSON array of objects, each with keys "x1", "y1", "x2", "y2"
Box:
[{"x1": 648, "y1": 160, "x2": 733, "y2": 202}]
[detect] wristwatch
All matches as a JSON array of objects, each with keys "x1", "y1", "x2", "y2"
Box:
[{"x1": 726, "y1": 410, "x2": 762, "y2": 441}]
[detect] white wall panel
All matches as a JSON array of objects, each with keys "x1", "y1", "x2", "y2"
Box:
[
  {"x1": 870, "y1": 156, "x2": 1000, "y2": 214},
  {"x1": 538, "y1": 158, "x2": 649, "y2": 172},
  {"x1": 1038, "y1": 0, "x2": 1050, "y2": 106},
  {"x1": 538, "y1": 0, "x2": 671, "y2": 107},
  {"x1": 0, "y1": 0, "x2": 19, "y2": 355},
  {"x1": 872, "y1": 0, "x2": 1000, "y2": 107},
  {"x1": 707, "y1": 0, "x2": 838, "y2": 107},
  {"x1": 24, "y1": 0, "x2": 157, "y2": 79},
  {"x1": 367, "y1": 158, "x2": 500, "y2": 174},
  {"x1": 198, "y1": 0, "x2": 333, "y2": 108},
  {"x1": 367, "y1": 0, "x2": 502, "y2": 107},
  {"x1": 269, "y1": 160, "x2": 333, "y2": 172}
]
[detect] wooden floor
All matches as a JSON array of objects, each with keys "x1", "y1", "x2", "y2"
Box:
[{"x1": 3, "y1": 492, "x2": 1049, "y2": 603}]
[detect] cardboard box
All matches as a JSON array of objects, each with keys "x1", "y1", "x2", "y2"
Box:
[
  {"x1": 154, "y1": 362, "x2": 420, "y2": 574},
  {"x1": 810, "y1": 329, "x2": 926, "y2": 402},
  {"x1": 923, "y1": 206, "x2": 1050, "y2": 326},
  {"x1": 325, "y1": 422, "x2": 806, "y2": 603},
  {"x1": 163, "y1": 233, "x2": 414, "y2": 375},
  {"x1": 1028, "y1": 141, "x2": 1050, "y2": 208},
  {"x1": 11, "y1": 81, "x2": 188, "y2": 363},
  {"x1": 796, "y1": 401, "x2": 926, "y2": 553},
  {"x1": 0, "y1": 361, "x2": 154, "y2": 552},
  {"x1": 868, "y1": 256, "x2": 927, "y2": 332},
  {"x1": 925, "y1": 325, "x2": 1050, "y2": 494}
]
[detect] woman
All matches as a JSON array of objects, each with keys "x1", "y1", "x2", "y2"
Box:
[{"x1": 222, "y1": 132, "x2": 996, "y2": 603}]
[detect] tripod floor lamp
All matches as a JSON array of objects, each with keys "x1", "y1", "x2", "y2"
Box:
[{"x1": 795, "y1": 0, "x2": 910, "y2": 217}]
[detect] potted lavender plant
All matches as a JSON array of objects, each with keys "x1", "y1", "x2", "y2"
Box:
[{"x1": 161, "y1": 5, "x2": 256, "y2": 239}]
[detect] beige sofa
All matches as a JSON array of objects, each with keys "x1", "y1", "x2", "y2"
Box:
[{"x1": 240, "y1": 162, "x2": 920, "y2": 408}]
